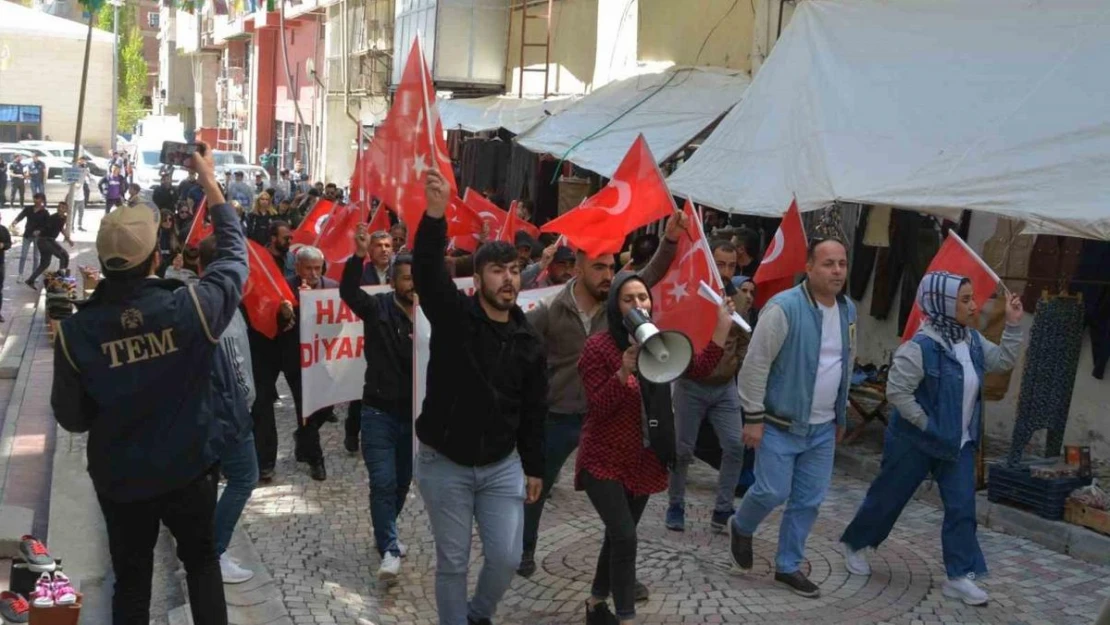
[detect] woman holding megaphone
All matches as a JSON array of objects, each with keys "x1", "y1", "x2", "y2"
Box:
[{"x1": 575, "y1": 272, "x2": 733, "y2": 625}]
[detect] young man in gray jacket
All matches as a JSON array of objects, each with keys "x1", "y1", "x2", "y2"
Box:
[{"x1": 518, "y1": 211, "x2": 688, "y2": 598}]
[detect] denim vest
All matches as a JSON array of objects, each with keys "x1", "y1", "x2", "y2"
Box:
[
  {"x1": 889, "y1": 331, "x2": 986, "y2": 461},
  {"x1": 58, "y1": 280, "x2": 233, "y2": 501},
  {"x1": 763, "y1": 283, "x2": 856, "y2": 435}
]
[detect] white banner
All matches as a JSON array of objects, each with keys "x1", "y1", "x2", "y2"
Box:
[{"x1": 300, "y1": 279, "x2": 561, "y2": 418}]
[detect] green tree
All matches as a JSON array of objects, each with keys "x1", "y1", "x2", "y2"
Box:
[{"x1": 97, "y1": 3, "x2": 149, "y2": 134}]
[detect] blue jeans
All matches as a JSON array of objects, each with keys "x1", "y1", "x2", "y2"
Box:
[
  {"x1": 360, "y1": 405, "x2": 413, "y2": 557},
  {"x1": 731, "y1": 421, "x2": 836, "y2": 574},
  {"x1": 18, "y1": 236, "x2": 38, "y2": 276},
  {"x1": 522, "y1": 412, "x2": 583, "y2": 553},
  {"x1": 30, "y1": 179, "x2": 44, "y2": 196},
  {"x1": 841, "y1": 432, "x2": 986, "y2": 580},
  {"x1": 669, "y1": 379, "x2": 744, "y2": 513},
  {"x1": 416, "y1": 445, "x2": 524, "y2": 625},
  {"x1": 214, "y1": 432, "x2": 259, "y2": 556}
]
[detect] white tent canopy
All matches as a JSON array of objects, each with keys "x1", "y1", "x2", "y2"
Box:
[
  {"x1": 0, "y1": 1, "x2": 114, "y2": 42},
  {"x1": 516, "y1": 66, "x2": 751, "y2": 178},
  {"x1": 666, "y1": 0, "x2": 1110, "y2": 240},
  {"x1": 437, "y1": 95, "x2": 577, "y2": 135}
]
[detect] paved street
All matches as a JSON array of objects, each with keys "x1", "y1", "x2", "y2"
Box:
[{"x1": 238, "y1": 395, "x2": 1110, "y2": 625}]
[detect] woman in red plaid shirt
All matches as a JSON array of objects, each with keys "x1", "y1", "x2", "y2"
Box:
[{"x1": 576, "y1": 272, "x2": 733, "y2": 625}]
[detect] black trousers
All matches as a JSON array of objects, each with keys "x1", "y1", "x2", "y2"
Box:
[
  {"x1": 346, "y1": 399, "x2": 362, "y2": 439},
  {"x1": 581, "y1": 470, "x2": 649, "y2": 620},
  {"x1": 28, "y1": 238, "x2": 69, "y2": 284},
  {"x1": 249, "y1": 332, "x2": 328, "y2": 470},
  {"x1": 10, "y1": 179, "x2": 24, "y2": 207},
  {"x1": 97, "y1": 467, "x2": 227, "y2": 625},
  {"x1": 0, "y1": 179, "x2": 6, "y2": 206}
]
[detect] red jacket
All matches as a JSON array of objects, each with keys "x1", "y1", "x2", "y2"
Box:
[{"x1": 575, "y1": 332, "x2": 723, "y2": 496}]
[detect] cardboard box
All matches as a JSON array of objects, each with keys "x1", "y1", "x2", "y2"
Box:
[{"x1": 28, "y1": 593, "x2": 82, "y2": 625}]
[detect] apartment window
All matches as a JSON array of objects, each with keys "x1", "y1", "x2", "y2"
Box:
[
  {"x1": 148, "y1": 12, "x2": 160, "y2": 28},
  {"x1": 0, "y1": 104, "x2": 42, "y2": 143}
]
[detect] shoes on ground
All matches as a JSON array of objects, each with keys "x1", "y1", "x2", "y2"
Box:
[
  {"x1": 309, "y1": 460, "x2": 326, "y2": 481},
  {"x1": 344, "y1": 434, "x2": 359, "y2": 453},
  {"x1": 517, "y1": 550, "x2": 536, "y2": 578},
  {"x1": 378, "y1": 552, "x2": 401, "y2": 581},
  {"x1": 585, "y1": 600, "x2": 618, "y2": 625},
  {"x1": 711, "y1": 508, "x2": 734, "y2": 534},
  {"x1": 634, "y1": 580, "x2": 649, "y2": 603},
  {"x1": 728, "y1": 516, "x2": 753, "y2": 571},
  {"x1": 943, "y1": 575, "x2": 988, "y2": 606},
  {"x1": 665, "y1": 504, "x2": 685, "y2": 532},
  {"x1": 774, "y1": 570, "x2": 821, "y2": 598},
  {"x1": 258, "y1": 468, "x2": 275, "y2": 482},
  {"x1": 220, "y1": 553, "x2": 255, "y2": 584},
  {"x1": 842, "y1": 543, "x2": 871, "y2": 576},
  {"x1": 397, "y1": 540, "x2": 407, "y2": 558}
]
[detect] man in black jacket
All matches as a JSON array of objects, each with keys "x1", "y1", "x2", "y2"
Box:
[
  {"x1": 413, "y1": 169, "x2": 547, "y2": 625},
  {"x1": 339, "y1": 223, "x2": 414, "y2": 582},
  {"x1": 51, "y1": 143, "x2": 243, "y2": 624}
]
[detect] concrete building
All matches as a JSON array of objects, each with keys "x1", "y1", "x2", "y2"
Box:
[{"x1": 0, "y1": 1, "x2": 114, "y2": 152}]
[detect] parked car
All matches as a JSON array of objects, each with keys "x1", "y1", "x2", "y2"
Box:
[
  {"x1": 20, "y1": 141, "x2": 110, "y2": 176},
  {"x1": 0, "y1": 144, "x2": 89, "y2": 205},
  {"x1": 131, "y1": 144, "x2": 189, "y2": 191}
]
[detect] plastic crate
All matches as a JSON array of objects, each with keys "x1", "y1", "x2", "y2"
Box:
[{"x1": 987, "y1": 461, "x2": 1090, "y2": 520}]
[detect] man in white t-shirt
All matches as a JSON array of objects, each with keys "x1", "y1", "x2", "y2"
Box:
[{"x1": 728, "y1": 238, "x2": 856, "y2": 599}]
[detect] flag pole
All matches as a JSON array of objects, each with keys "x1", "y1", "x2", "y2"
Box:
[
  {"x1": 948, "y1": 230, "x2": 1010, "y2": 297},
  {"x1": 416, "y1": 36, "x2": 438, "y2": 164}
]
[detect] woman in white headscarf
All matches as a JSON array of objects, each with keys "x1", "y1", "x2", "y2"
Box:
[{"x1": 838, "y1": 271, "x2": 1024, "y2": 607}]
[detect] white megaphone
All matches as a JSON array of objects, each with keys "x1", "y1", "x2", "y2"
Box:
[{"x1": 623, "y1": 308, "x2": 693, "y2": 384}]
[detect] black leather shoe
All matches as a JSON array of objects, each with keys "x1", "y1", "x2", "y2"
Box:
[
  {"x1": 344, "y1": 435, "x2": 359, "y2": 454},
  {"x1": 258, "y1": 468, "x2": 275, "y2": 482},
  {"x1": 774, "y1": 570, "x2": 820, "y2": 598},
  {"x1": 516, "y1": 550, "x2": 536, "y2": 577},
  {"x1": 467, "y1": 618, "x2": 492, "y2": 625},
  {"x1": 309, "y1": 460, "x2": 326, "y2": 481},
  {"x1": 585, "y1": 600, "x2": 618, "y2": 625},
  {"x1": 634, "y1": 580, "x2": 649, "y2": 602},
  {"x1": 729, "y1": 516, "x2": 753, "y2": 570}
]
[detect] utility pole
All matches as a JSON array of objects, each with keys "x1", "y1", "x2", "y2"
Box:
[
  {"x1": 110, "y1": 0, "x2": 122, "y2": 153},
  {"x1": 65, "y1": 10, "x2": 96, "y2": 220}
]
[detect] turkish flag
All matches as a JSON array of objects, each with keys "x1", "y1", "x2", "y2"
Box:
[
  {"x1": 901, "y1": 231, "x2": 1000, "y2": 341},
  {"x1": 541, "y1": 135, "x2": 674, "y2": 256},
  {"x1": 315, "y1": 200, "x2": 368, "y2": 282},
  {"x1": 185, "y1": 198, "x2": 211, "y2": 248},
  {"x1": 367, "y1": 204, "x2": 392, "y2": 235},
  {"x1": 753, "y1": 199, "x2": 807, "y2": 308},
  {"x1": 650, "y1": 201, "x2": 723, "y2": 352},
  {"x1": 497, "y1": 201, "x2": 525, "y2": 244},
  {"x1": 291, "y1": 198, "x2": 335, "y2": 247},
  {"x1": 243, "y1": 239, "x2": 297, "y2": 339},
  {"x1": 362, "y1": 38, "x2": 456, "y2": 247},
  {"x1": 449, "y1": 189, "x2": 507, "y2": 252},
  {"x1": 508, "y1": 201, "x2": 541, "y2": 240}
]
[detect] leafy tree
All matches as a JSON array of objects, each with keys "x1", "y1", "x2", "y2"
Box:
[{"x1": 97, "y1": 2, "x2": 149, "y2": 133}]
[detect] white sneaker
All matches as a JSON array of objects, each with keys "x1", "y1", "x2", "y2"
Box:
[
  {"x1": 842, "y1": 543, "x2": 871, "y2": 576},
  {"x1": 943, "y1": 575, "x2": 988, "y2": 606},
  {"x1": 220, "y1": 553, "x2": 255, "y2": 584},
  {"x1": 397, "y1": 540, "x2": 407, "y2": 558},
  {"x1": 378, "y1": 552, "x2": 401, "y2": 581}
]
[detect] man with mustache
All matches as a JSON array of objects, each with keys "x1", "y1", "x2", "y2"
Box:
[
  {"x1": 339, "y1": 223, "x2": 416, "y2": 582},
  {"x1": 413, "y1": 169, "x2": 547, "y2": 625},
  {"x1": 728, "y1": 237, "x2": 855, "y2": 599},
  {"x1": 516, "y1": 210, "x2": 688, "y2": 603}
]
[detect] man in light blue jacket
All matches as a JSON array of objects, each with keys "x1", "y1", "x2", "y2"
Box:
[{"x1": 728, "y1": 238, "x2": 856, "y2": 599}]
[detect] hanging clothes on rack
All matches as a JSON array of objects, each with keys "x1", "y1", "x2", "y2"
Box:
[
  {"x1": 1007, "y1": 292, "x2": 1084, "y2": 464},
  {"x1": 850, "y1": 206, "x2": 877, "y2": 301},
  {"x1": 1071, "y1": 240, "x2": 1110, "y2": 379},
  {"x1": 1021, "y1": 236, "x2": 1083, "y2": 313},
  {"x1": 870, "y1": 210, "x2": 941, "y2": 334},
  {"x1": 981, "y1": 217, "x2": 1034, "y2": 295}
]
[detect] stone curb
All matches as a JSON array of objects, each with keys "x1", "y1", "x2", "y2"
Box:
[{"x1": 835, "y1": 445, "x2": 1110, "y2": 567}]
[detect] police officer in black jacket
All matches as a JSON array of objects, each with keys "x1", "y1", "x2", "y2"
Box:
[
  {"x1": 339, "y1": 223, "x2": 415, "y2": 581},
  {"x1": 51, "y1": 143, "x2": 245, "y2": 625},
  {"x1": 412, "y1": 169, "x2": 547, "y2": 625}
]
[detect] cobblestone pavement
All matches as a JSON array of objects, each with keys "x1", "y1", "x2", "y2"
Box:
[{"x1": 239, "y1": 395, "x2": 1110, "y2": 625}]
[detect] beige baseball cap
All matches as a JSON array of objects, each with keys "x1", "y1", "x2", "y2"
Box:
[{"x1": 97, "y1": 202, "x2": 159, "y2": 270}]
